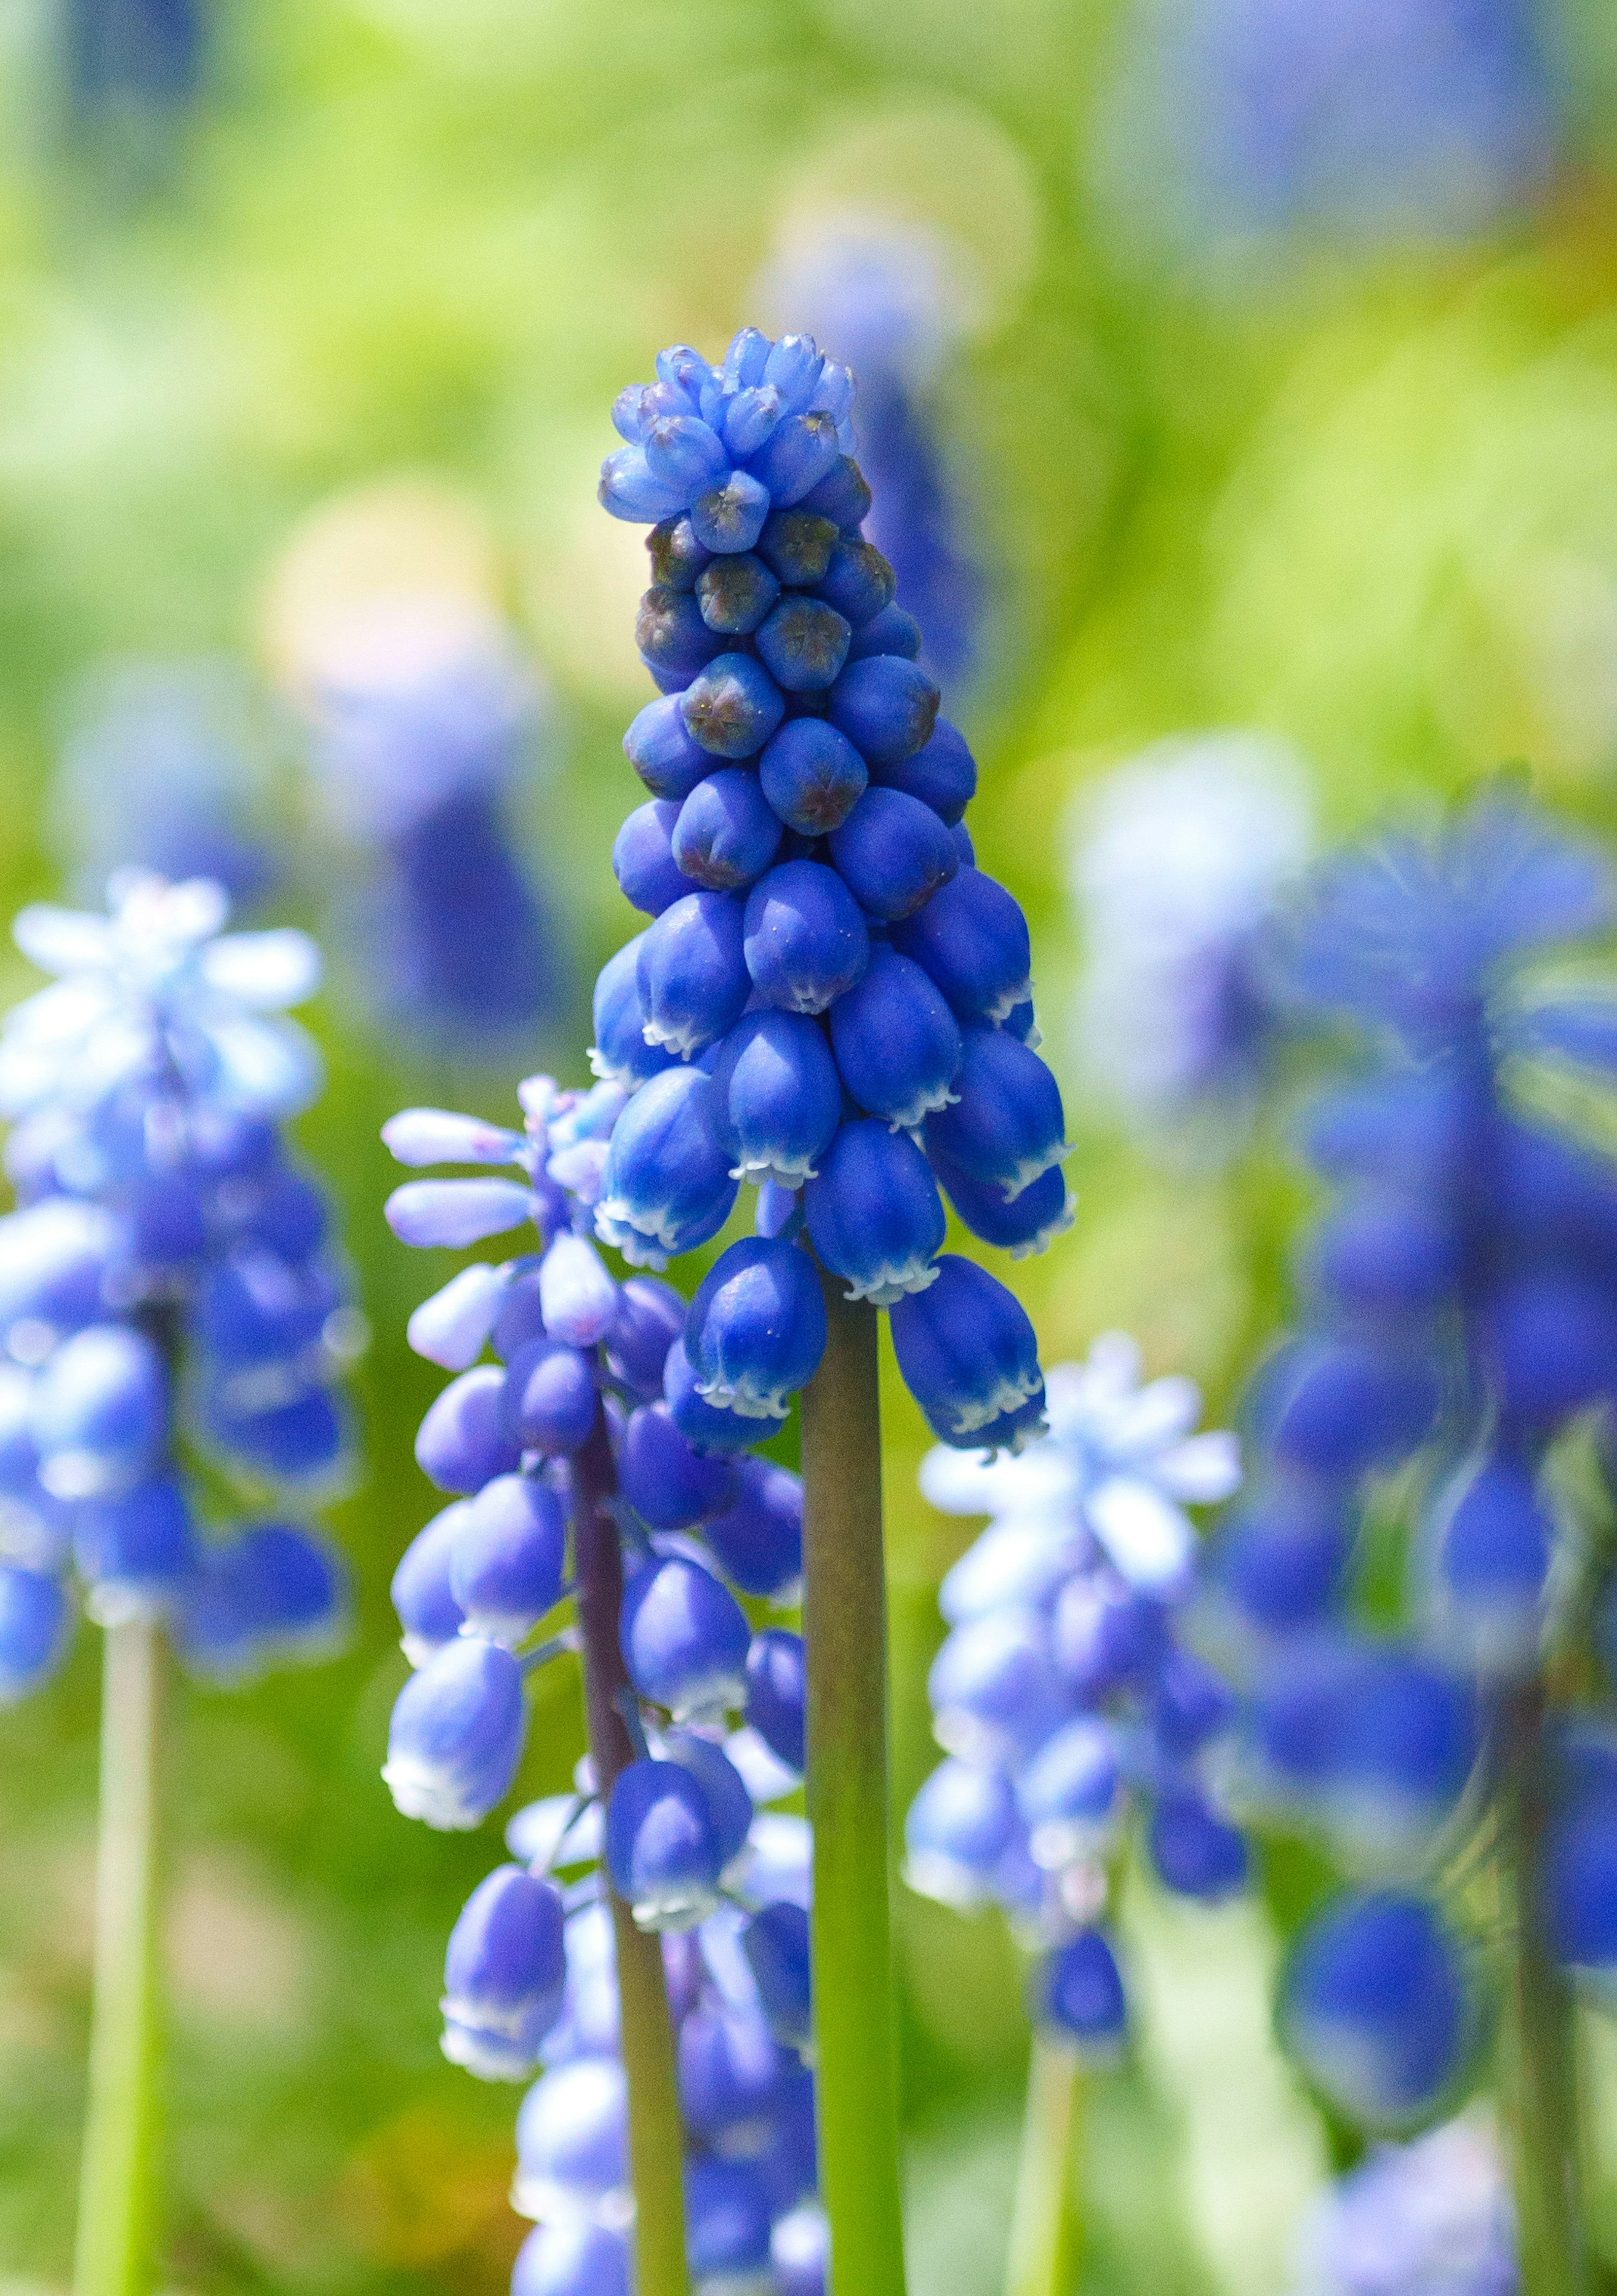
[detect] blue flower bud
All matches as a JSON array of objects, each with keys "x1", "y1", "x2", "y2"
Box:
[
  {"x1": 889, "y1": 867, "x2": 1032, "y2": 1024},
  {"x1": 679, "y1": 653, "x2": 786, "y2": 762},
  {"x1": 635, "y1": 891, "x2": 751, "y2": 1060},
  {"x1": 383, "y1": 1632, "x2": 527, "y2": 1829},
  {"x1": 1039, "y1": 1931, "x2": 1127, "y2": 2055},
  {"x1": 762, "y1": 333, "x2": 825, "y2": 411},
  {"x1": 828, "y1": 944, "x2": 963, "y2": 1131},
  {"x1": 746, "y1": 1628, "x2": 806, "y2": 1772},
  {"x1": 800, "y1": 454, "x2": 872, "y2": 528},
  {"x1": 415, "y1": 1365, "x2": 522, "y2": 1494},
  {"x1": 872, "y1": 717, "x2": 977, "y2": 824},
  {"x1": 1148, "y1": 1794, "x2": 1249, "y2": 1901},
  {"x1": 31, "y1": 1324, "x2": 166, "y2": 1500},
  {"x1": 1281, "y1": 1891, "x2": 1474, "y2": 2131},
  {"x1": 1263, "y1": 1337, "x2": 1439, "y2": 1481},
  {"x1": 707, "y1": 1010, "x2": 842, "y2": 1189},
  {"x1": 758, "y1": 719, "x2": 868, "y2": 836},
  {"x1": 613, "y1": 800, "x2": 688, "y2": 917},
  {"x1": 743, "y1": 1901, "x2": 813, "y2": 2051},
  {"x1": 743, "y1": 859, "x2": 870, "y2": 1016},
  {"x1": 391, "y1": 1501, "x2": 468, "y2": 1663},
  {"x1": 929, "y1": 1605, "x2": 1065, "y2": 1762},
  {"x1": 440, "y1": 1862, "x2": 567, "y2": 2080},
  {"x1": 381, "y1": 1108, "x2": 525, "y2": 1165},
  {"x1": 590, "y1": 937, "x2": 681, "y2": 1092},
  {"x1": 604, "y1": 1276, "x2": 687, "y2": 1399},
  {"x1": 513, "y1": 2057, "x2": 628, "y2": 2216},
  {"x1": 636, "y1": 586, "x2": 725, "y2": 681},
  {"x1": 756, "y1": 597, "x2": 853, "y2": 694},
  {"x1": 847, "y1": 602, "x2": 923, "y2": 664},
  {"x1": 828, "y1": 787, "x2": 958, "y2": 924},
  {"x1": 0, "y1": 1198, "x2": 118, "y2": 1351},
  {"x1": 605, "y1": 1755, "x2": 726, "y2": 1929},
  {"x1": 722, "y1": 387, "x2": 785, "y2": 461},
  {"x1": 0, "y1": 1563, "x2": 71, "y2": 1699},
  {"x1": 690, "y1": 469, "x2": 773, "y2": 554},
  {"x1": 384, "y1": 1178, "x2": 536, "y2": 1250},
  {"x1": 695, "y1": 552, "x2": 781, "y2": 636},
  {"x1": 620, "y1": 1554, "x2": 750, "y2": 1720},
  {"x1": 686, "y1": 1237, "x2": 827, "y2": 1419},
  {"x1": 664, "y1": 1335, "x2": 764, "y2": 1455},
  {"x1": 623, "y1": 694, "x2": 715, "y2": 801},
  {"x1": 670, "y1": 770, "x2": 783, "y2": 892},
  {"x1": 407, "y1": 1264, "x2": 504, "y2": 1371},
  {"x1": 648, "y1": 515, "x2": 711, "y2": 590},
  {"x1": 905, "y1": 1757, "x2": 1018, "y2": 1905},
  {"x1": 827, "y1": 653, "x2": 940, "y2": 768},
  {"x1": 924, "y1": 1028, "x2": 1070, "y2": 1201},
  {"x1": 498, "y1": 1341, "x2": 596, "y2": 1457},
  {"x1": 599, "y1": 446, "x2": 686, "y2": 523},
  {"x1": 701, "y1": 1458, "x2": 803, "y2": 1599},
  {"x1": 74, "y1": 1477, "x2": 197, "y2": 1621},
  {"x1": 817, "y1": 539, "x2": 895, "y2": 627},
  {"x1": 757, "y1": 509, "x2": 838, "y2": 587},
  {"x1": 803, "y1": 1119, "x2": 944, "y2": 1305},
  {"x1": 618, "y1": 1400, "x2": 739, "y2": 1531},
  {"x1": 662, "y1": 1728, "x2": 754, "y2": 1867},
  {"x1": 1425, "y1": 1448, "x2": 1553, "y2": 1677},
  {"x1": 685, "y1": 2157, "x2": 775, "y2": 2288},
  {"x1": 1015, "y1": 1717, "x2": 1120, "y2": 1860},
  {"x1": 643, "y1": 414, "x2": 728, "y2": 501},
  {"x1": 772, "y1": 2203, "x2": 830, "y2": 2296},
  {"x1": 891, "y1": 1256, "x2": 1046, "y2": 1452},
  {"x1": 1210, "y1": 1478, "x2": 1352, "y2": 1641},
  {"x1": 748, "y1": 410, "x2": 842, "y2": 506},
  {"x1": 596, "y1": 1066, "x2": 737, "y2": 1263},
  {"x1": 512, "y1": 2221, "x2": 630, "y2": 2296},
  {"x1": 450, "y1": 1473, "x2": 568, "y2": 1644}
]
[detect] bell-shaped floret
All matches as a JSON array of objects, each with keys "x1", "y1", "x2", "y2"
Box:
[
  {"x1": 1304, "y1": 1190, "x2": 1457, "y2": 1321},
  {"x1": 685, "y1": 2157, "x2": 775, "y2": 2286},
  {"x1": 1262, "y1": 1336, "x2": 1439, "y2": 1481},
  {"x1": 604, "y1": 1277, "x2": 686, "y2": 1399},
  {"x1": 925, "y1": 1028, "x2": 1070, "y2": 1202},
  {"x1": 596, "y1": 1066, "x2": 737, "y2": 1265},
  {"x1": 1424, "y1": 1448, "x2": 1555, "y2": 1678},
  {"x1": 702, "y1": 1459, "x2": 803, "y2": 1599},
  {"x1": 758, "y1": 719, "x2": 867, "y2": 835},
  {"x1": 513, "y1": 2056, "x2": 629, "y2": 2219},
  {"x1": 0, "y1": 1197, "x2": 119, "y2": 1352},
  {"x1": 679, "y1": 1995, "x2": 783, "y2": 2152},
  {"x1": 905, "y1": 1757, "x2": 1020, "y2": 1908},
  {"x1": 872, "y1": 717, "x2": 977, "y2": 824},
  {"x1": 178, "y1": 1522, "x2": 348, "y2": 1683},
  {"x1": 1280, "y1": 1891, "x2": 1475, "y2": 2131},
  {"x1": 803, "y1": 1120, "x2": 945, "y2": 1306},
  {"x1": 743, "y1": 1901, "x2": 813, "y2": 2052},
  {"x1": 381, "y1": 1108, "x2": 524, "y2": 1166},
  {"x1": 600, "y1": 444, "x2": 687, "y2": 524},
  {"x1": 664, "y1": 1336, "x2": 765, "y2": 1455},
  {"x1": 672, "y1": 769, "x2": 784, "y2": 891},
  {"x1": 1015, "y1": 1717, "x2": 1120, "y2": 1867},
  {"x1": 440, "y1": 1863, "x2": 567, "y2": 2081},
  {"x1": 382, "y1": 1633, "x2": 527, "y2": 1830},
  {"x1": 828, "y1": 944, "x2": 963, "y2": 1131},
  {"x1": 617, "y1": 1400, "x2": 738, "y2": 1530},
  {"x1": 928, "y1": 1605, "x2": 1065, "y2": 1764},
  {"x1": 0, "y1": 1563, "x2": 72, "y2": 1700},
  {"x1": 1038, "y1": 1930, "x2": 1127, "y2": 2056},
  {"x1": 384, "y1": 1179, "x2": 536, "y2": 1250},
  {"x1": 613, "y1": 799, "x2": 688, "y2": 917},
  {"x1": 826, "y1": 654, "x2": 940, "y2": 767},
  {"x1": 828, "y1": 787, "x2": 958, "y2": 923},
  {"x1": 407, "y1": 1264, "x2": 504, "y2": 1372},
  {"x1": 686, "y1": 1237, "x2": 827, "y2": 1420},
  {"x1": 679, "y1": 653, "x2": 786, "y2": 762},
  {"x1": 415, "y1": 1365, "x2": 521, "y2": 1494},
  {"x1": 932, "y1": 1157, "x2": 1075, "y2": 1259},
  {"x1": 709, "y1": 1011, "x2": 841, "y2": 1188},
  {"x1": 391, "y1": 1501, "x2": 468, "y2": 1664},
  {"x1": 889, "y1": 1257, "x2": 1046, "y2": 1451},
  {"x1": 890, "y1": 867, "x2": 1032, "y2": 1025},
  {"x1": 539, "y1": 1232, "x2": 619, "y2": 1349},
  {"x1": 512, "y1": 2219, "x2": 630, "y2": 2296},
  {"x1": 31, "y1": 1324, "x2": 165, "y2": 1501},
  {"x1": 590, "y1": 938, "x2": 681, "y2": 1092},
  {"x1": 74, "y1": 1475, "x2": 198, "y2": 1622},
  {"x1": 816, "y1": 536, "x2": 894, "y2": 625},
  {"x1": 1209, "y1": 1478, "x2": 1353, "y2": 1643},
  {"x1": 638, "y1": 584, "x2": 725, "y2": 682},
  {"x1": 746, "y1": 1628, "x2": 806, "y2": 1773},
  {"x1": 624, "y1": 694, "x2": 715, "y2": 802},
  {"x1": 635, "y1": 891, "x2": 751, "y2": 1060},
  {"x1": 605, "y1": 1756, "x2": 726, "y2": 1931},
  {"x1": 1147, "y1": 1793, "x2": 1249, "y2": 1901},
  {"x1": 498, "y1": 1341, "x2": 597, "y2": 1458},
  {"x1": 620, "y1": 1554, "x2": 750, "y2": 1721},
  {"x1": 450, "y1": 1473, "x2": 568, "y2": 1645},
  {"x1": 743, "y1": 860, "x2": 869, "y2": 1016},
  {"x1": 662, "y1": 1728, "x2": 754, "y2": 1868}
]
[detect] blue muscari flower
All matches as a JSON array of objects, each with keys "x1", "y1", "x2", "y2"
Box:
[
  {"x1": 1295, "y1": 2113, "x2": 1516, "y2": 2296},
  {"x1": 684, "y1": 1237, "x2": 827, "y2": 1420},
  {"x1": 707, "y1": 1012, "x2": 842, "y2": 1189},
  {"x1": 619, "y1": 1554, "x2": 751, "y2": 1724},
  {"x1": 745, "y1": 1629, "x2": 806, "y2": 1774},
  {"x1": 440, "y1": 1862, "x2": 568, "y2": 2081},
  {"x1": 0, "y1": 1564, "x2": 73, "y2": 1699},
  {"x1": 1041, "y1": 1929, "x2": 1129, "y2": 2057},
  {"x1": 383, "y1": 1632, "x2": 528, "y2": 1831},
  {"x1": 0, "y1": 872, "x2": 355, "y2": 1695},
  {"x1": 63, "y1": 0, "x2": 206, "y2": 147},
  {"x1": 1281, "y1": 1891, "x2": 1477, "y2": 2131}
]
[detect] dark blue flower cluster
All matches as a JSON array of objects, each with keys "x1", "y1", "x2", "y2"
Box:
[
  {"x1": 596, "y1": 327, "x2": 1067, "y2": 1456},
  {"x1": 0, "y1": 873, "x2": 353, "y2": 1696},
  {"x1": 906, "y1": 1336, "x2": 1245, "y2": 2053},
  {"x1": 1209, "y1": 792, "x2": 1617, "y2": 2130},
  {"x1": 382, "y1": 1081, "x2": 824, "y2": 2296}
]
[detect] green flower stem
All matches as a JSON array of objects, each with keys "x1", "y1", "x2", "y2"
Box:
[
  {"x1": 1003, "y1": 2037, "x2": 1082, "y2": 2296},
  {"x1": 573, "y1": 1408, "x2": 691, "y2": 2296},
  {"x1": 1501, "y1": 1679, "x2": 1585, "y2": 2296},
  {"x1": 800, "y1": 1269, "x2": 908, "y2": 2296},
  {"x1": 74, "y1": 1615, "x2": 165, "y2": 2296}
]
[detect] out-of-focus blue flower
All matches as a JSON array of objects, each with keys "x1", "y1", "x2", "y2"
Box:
[
  {"x1": 62, "y1": 0, "x2": 206, "y2": 143},
  {"x1": 1293, "y1": 2113, "x2": 1516, "y2": 2296},
  {"x1": 1281, "y1": 1890, "x2": 1478, "y2": 2131}
]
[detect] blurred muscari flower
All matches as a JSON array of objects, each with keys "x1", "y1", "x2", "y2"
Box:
[
  {"x1": 905, "y1": 1333, "x2": 1243, "y2": 2050},
  {"x1": 0, "y1": 871, "x2": 356, "y2": 1695},
  {"x1": 1071, "y1": 731, "x2": 1311, "y2": 1154},
  {"x1": 1210, "y1": 789, "x2": 1617, "y2": 2131},
  {"x1": 61, "y1": 0, "x2": 205, "y2": 145},
  {"x1": 1293, "y1": 2112, "x2": 1515, "y2": 2296},
  {"x1": 758, "y1": 216, "x2": 985, "y2": 689},
  {"x1": 1097, "y1": 0, "x2": 1558, "y2": 257},
  {"x1": 300, "y1": 595, "x2": 569, "y2": 1059}
]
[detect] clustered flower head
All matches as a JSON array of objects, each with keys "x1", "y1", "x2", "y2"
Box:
[
  {"x1": 596, "y1": 325, "x2": 1068, "y2": 1456},
  {"x1": 905, "y1": 1333, "x2": 1243, "y2": 2052},
  {"x1": 382, "y1": 1077, "x2": 824, "y2": 2295},
  {"x1": 0, "y1": 872, "x2": 354, "y2": 1694},
  {"x1": 1209, "y1": 791, "x2": 1617, "y2": 2131}
]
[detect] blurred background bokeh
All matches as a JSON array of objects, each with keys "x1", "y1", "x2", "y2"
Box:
[{"x1": 9, "y1": 0, "x2": 1617, "y2": 2288}]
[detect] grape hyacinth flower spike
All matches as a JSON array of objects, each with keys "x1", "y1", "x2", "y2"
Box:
[
  {"x1": 597, "y1": 324, "x2": 1072, "y2": 2292},
  {"x1": 0, "y1": 869, "x2": 357, "y2": 2289},
  {"x1": 383, "y1": 1070, "x2": 822, "y2": 2296}
]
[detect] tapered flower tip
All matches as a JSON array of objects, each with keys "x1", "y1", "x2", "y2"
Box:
[
  {"x1": 0, "y1": 1563, "x2": 72, "y2": 1701},
  {"x1": 604, "y1": 1756, "x2": 726, "y2": 1931},
  {"x1": 406, "y1": 1263, "x2": 504, "y2": 1371},
  {"x1": 384, "y1": 1178, "x2": 536, "y2": 1251},
  {"x1": 1038, "y1": 1929, "x2": 1127, "y2": 2056},
  {"x1": 512, "y1": 2058, "x2": 629, "y2": 2219},
  {"x1": 381, "y1": 1107, "x2": 523, "y2": 1167},
  {"x1": 382, "y1": 1633, "x2": 527, "y2": 1830},
  {"x1": 440, "y1": 1863, "x2": 566, "y2": 2082},
  {"x1": 889, "y1": 1256, "x2": 1045, "y2": 1451},
  {"x1": 1280, "y1": 1890, "x2": 1476, "y2": 2131},
  {"x1": 512, "y1": 2218, "x2": 631, "y2": 2296}
]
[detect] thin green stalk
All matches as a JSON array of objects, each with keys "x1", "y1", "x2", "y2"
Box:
[
  {"x1": 74, "y1": 1616, "x2": 165, "y2": 2296},
  {"x1": 1003, "y1": 2037, "x2": 1082, "y2": 2296},
  {"x1": 800, "y1": 1270, "x2": 908, "y2": 2296},
  {"x1": 1501, "y1": 1680, "x2": 1585, "y2": 2296},
  {"x1": 572, "y1": 1410, "x2": 691, "y2": 2296}
]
